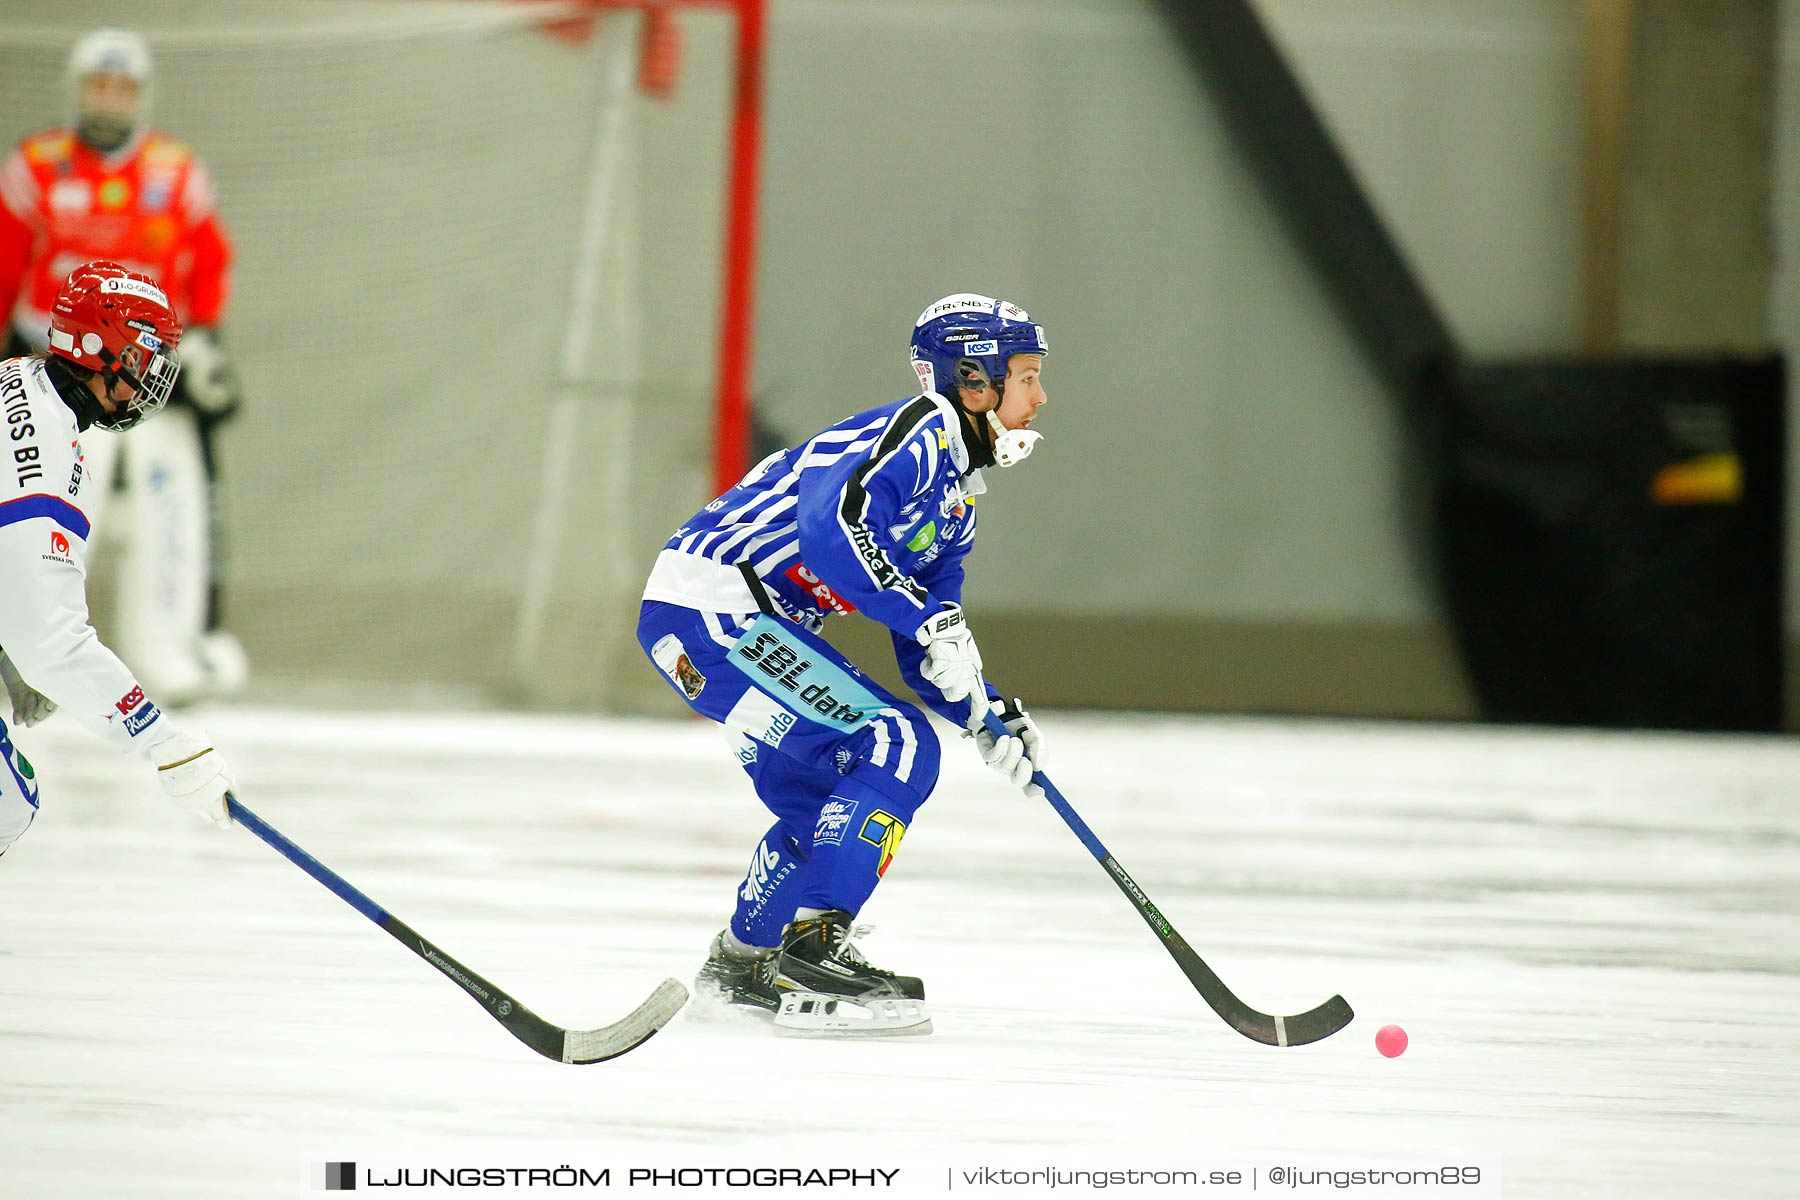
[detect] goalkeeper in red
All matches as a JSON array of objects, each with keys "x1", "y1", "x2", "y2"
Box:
[{"x1": 638, "y1": 294, "x2": 1049, "y2": 1036}]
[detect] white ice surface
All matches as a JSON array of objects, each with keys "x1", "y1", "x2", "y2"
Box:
[{"x1": 3, "y1": 706, "x2": 1798, "y2": 1198}]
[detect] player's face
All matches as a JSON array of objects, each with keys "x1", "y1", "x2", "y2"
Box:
[
  {"x1": 78, "y1": 73, "x2": 139, "y2": 123},
  {"x1": 957, "y1": 355, "x2": 1046, "y2": 431},
  {"x1": 83, "y1": 371, "x2": 138, "y2": 417},
  {"x1": 108, "y1": 375, "x2": 139, "y2": 410},
  {"x1": 994, "y1": 354, "x2": 1046, "y2": 431}
]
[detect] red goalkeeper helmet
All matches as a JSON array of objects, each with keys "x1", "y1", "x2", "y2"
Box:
[{"x1": 47, "y1": 260, "x2": 183, "y2": 431}]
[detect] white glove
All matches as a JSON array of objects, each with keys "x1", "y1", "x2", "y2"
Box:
[
  {"x1": 149, "y1": 726, "x2": 235, "y2": 827},
  {"x1": 1, "y1": 652, "x2": 56, "y2": 728},
  {"x1": 916, "y1": 603, "x2": 984, "y2": 711},
  {"x1": 974, "y1": 697, "x2": 1046, "y2": 792},
  {"x1": 175, "y1": 325, "x2": 244, "y2": 417}
]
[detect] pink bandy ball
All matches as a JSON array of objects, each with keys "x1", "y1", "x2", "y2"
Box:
[{"x1": 1375, "y1": 1024, "x2": 1409, "y2": 1058}]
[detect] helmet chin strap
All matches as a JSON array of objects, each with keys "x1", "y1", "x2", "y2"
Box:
[{"x1": 983, "y1": 408, "x2": 1041, "y2": 468}]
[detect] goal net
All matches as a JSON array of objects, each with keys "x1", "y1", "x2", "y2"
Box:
[{"x1": 0, "y1": 0, "x2": 756, "y2": 712}]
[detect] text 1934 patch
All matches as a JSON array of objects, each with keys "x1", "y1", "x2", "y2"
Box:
[{"x1": 814, "y1": 798, "x2": 859, "y2": 847}]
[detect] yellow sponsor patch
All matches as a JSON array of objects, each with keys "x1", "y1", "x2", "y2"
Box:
[
  {"x1": 142, "y1": 136, "x2": 192, "y2": 166},
  {"x1": 858, "y1": 810, "x2": 907, "y2": 877},
  {"x1": 24, "y1": 133, "x2": 72, "y2": 164}
]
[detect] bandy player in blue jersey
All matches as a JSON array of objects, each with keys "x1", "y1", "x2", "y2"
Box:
[{"x1": 638, "y1": 294, "x2": 1051, "y2": 1036}]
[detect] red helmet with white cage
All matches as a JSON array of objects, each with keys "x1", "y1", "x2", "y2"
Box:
[{"x1": 47, "y1": 260, "x2": 183, "y2": 431}]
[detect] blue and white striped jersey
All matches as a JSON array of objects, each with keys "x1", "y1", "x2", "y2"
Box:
[{"x1": 644, "y1": 392, "x2": 987, "y2": 723}]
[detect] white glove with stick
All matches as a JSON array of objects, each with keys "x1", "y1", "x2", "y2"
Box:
[
  {"x1": 148, "y1": 726, "x2": 236, "y2": 827},
  {"x1": 973, "y1": 697, "x2": 1046, "y2": 795}
]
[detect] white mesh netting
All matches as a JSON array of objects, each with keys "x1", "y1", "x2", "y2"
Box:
[{"x1": 0, "y1": 0, "x2": 741, "y2": 710}]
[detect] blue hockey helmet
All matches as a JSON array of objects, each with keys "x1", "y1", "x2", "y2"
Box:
[{"x1": 909, "y1": 293, "x2": 1048, "y2": 399}]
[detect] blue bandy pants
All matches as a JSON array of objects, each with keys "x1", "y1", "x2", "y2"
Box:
[{"x1": 638, "y1": 602, "x2": 940, "y2": 946}]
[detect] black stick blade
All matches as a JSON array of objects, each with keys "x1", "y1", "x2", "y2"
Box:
[
  {"x1": 1166, "y1": 926, "x2": 1355, "y2": 1046},
  {"x1": 1229, "y1": 993, "x2": 1355, "y2": 1047}
]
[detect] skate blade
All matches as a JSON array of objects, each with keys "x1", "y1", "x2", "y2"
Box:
[{"x1": 772, "y1": 990, "x2": 933, "y2": 1038}]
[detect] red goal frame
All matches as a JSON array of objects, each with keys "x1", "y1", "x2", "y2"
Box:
[{"x1": 518, "y1": 0, "x2": 767, "y2": 498}]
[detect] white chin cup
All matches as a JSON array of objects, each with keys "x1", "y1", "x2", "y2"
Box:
[{"x1": 984, "y1": 409, "x2": 1042, "y2": 468}]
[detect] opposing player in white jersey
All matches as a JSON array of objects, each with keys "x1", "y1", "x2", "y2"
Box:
[
  {"x1": 637, "y1": 294, "x2": 1050, "y2": 1035},
  {"x1": 1, "y1": 261, "x2": 235, "y2": 861},
  {"x1": 1, "y1": 29, "x2": 251, "y2": 705}
]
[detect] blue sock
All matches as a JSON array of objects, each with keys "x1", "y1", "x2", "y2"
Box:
[{"x1": 729, "y1": 822, "x2": 815, "y2": 948}]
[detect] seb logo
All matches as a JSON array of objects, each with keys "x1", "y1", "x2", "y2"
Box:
[
  {"x1": 116, "y1": 685, "x2": 146, "y2": 715},
  {"x1": 784, "y1": 562, "x2": 857, "y2": 615},
  {"x1": 50, "y1": 531, "x2": 70, "y2": 556}
]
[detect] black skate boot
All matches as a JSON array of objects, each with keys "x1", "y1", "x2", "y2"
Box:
[
  {"x1": 772, "y1": 910, "x2": 925, "y2": 999},
  {"x1": 694, "y1": 931, "x2": 779, "y2": 1014},
  {"x1": 766, "y1": 911, "x2": 931, "y2": 1037}
]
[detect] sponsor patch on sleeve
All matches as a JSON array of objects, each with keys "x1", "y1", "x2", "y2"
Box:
[{"x1": 124, "y1": 701, "x2": 161, "y2": 737}]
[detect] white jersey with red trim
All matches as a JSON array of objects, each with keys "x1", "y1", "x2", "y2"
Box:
[{"x1": 0, "y1": 355, "x2": 166, "y2": 755}]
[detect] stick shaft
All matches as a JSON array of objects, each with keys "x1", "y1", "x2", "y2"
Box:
[
  {"x1": 224, "y1": 795, "x2": 562, "y2": 1060},
  {"x1": 226, "y1": 795, "x2": 387, "y2": 924},
  {"x1": 227, "y1": 795, "x2": 528, "y2": 1020},
  {"x1": 222, "y1": 795, "x2": 685, "y2": 1064}
]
